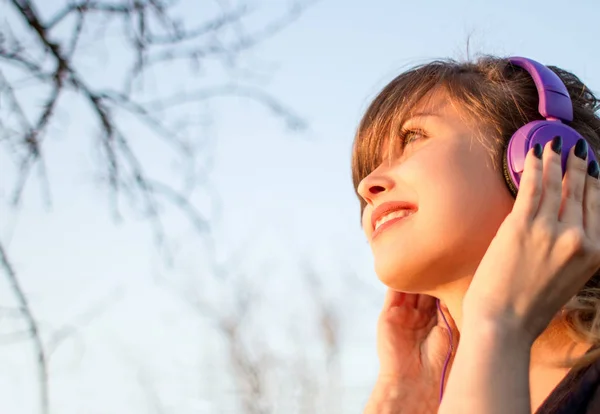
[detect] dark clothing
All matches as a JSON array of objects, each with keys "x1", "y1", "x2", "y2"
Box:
[{"x1": 536, "y1": 352, "x2": 600, "y2": 413}]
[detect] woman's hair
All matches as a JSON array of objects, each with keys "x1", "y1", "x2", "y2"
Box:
[{"x1": 351, "y1": 55, "x2": 600, "y2": 369}]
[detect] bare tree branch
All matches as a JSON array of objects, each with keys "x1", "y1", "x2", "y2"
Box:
[
  {"x1": 142, "y1": 84, "x2": 308, "y2": 130},
  {"x1": 0, "y1": 239, "x2": 49, "y2": 414},
  {"x1": 46, "y1": 285, "x2": 126, "y2": 355},
  {"x1": 2, "y1": 0, "x2": 308, "y2": 243},
  {"x1": 47, "y1": 1, "x2": 135, "y2": 29},
  {"x1": 0, "y1": 1, "x2": 314, "y2": 413}
]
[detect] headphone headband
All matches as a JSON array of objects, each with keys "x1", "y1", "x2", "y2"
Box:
[
  {"x1": 502, "y1": 56, "x2": 596, "y2": 197},
  {"x1": 508, "y1": 57, "x2": 573, "y2": 122}
]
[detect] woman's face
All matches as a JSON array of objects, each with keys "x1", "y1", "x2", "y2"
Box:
[{"x1": 357, "y1": 94, "x2": 516, "y2": 293}]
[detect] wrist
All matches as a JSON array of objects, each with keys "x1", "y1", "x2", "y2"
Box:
[
  {"x1": 462, "y1": 293, "x2": 542, "y2": 346},
  {"x1": 364, "y1": 378, "x2": 407, "y2": 414},
  {"x1": 364, "y1": 376, "x2": 437, "y2": 414},
  {"x1": 461, "y1": 312, "x2": 535, "y2": 351},
  {"x1": 438, "y1": 314, "x2": 533, "y2": 414}
]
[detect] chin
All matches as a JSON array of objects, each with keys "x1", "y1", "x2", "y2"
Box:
[
  {"x1": 374, "y1": 261, "x2": 437, "y2": 293},
  {"x1": 373, "y1": 249, "x2": 475, "y2": 294}
]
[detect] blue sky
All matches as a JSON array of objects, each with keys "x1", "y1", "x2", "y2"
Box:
[{"x1": 2, "y1": 0, "x2": 600, "y2": 412}]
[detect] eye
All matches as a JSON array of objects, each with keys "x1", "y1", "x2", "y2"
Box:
[
  {"x1": 382, "y1": 128, "x2": 428, "y2": 161},
  {"x1": 399, "y1": 128, "x2": 427, "y2": 147}
]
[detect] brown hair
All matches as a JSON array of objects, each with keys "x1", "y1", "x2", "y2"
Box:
[{"x1": 351, "y1": 55, "x2": 600, "y2": 368}]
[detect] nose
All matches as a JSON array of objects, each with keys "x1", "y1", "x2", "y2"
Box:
[{"x1": 357, "y1": 170, "x2": 395, "y2": 207}]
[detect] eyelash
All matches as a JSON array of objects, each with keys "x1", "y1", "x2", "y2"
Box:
[{"x1": 398, "y1": 127, "x2": 427, "y2": 146}]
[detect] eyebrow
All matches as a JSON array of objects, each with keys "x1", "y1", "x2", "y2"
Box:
[
  {"x1": 405, "y1": 112, "x2": 439, "y2": 121},
  {"x1": 399, "y1": 112, "x2": 440, "y2": 131}
]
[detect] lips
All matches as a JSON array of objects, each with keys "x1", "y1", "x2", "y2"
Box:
[{"x1": 371, "y1": 200, "x2": 418, "y2": 235}]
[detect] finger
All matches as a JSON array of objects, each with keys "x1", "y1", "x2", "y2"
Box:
[
  {"x1": 537, "y1": 136, "x2": 565, "y2": 221},
  {"x1": 436, "y1": 301, "x2": 458, "y2": 333},
  {"x1": 436, "y1": 300, "x2": 460, "y2": 349},
  {"x1": 559, "y1": 139, "x2": 588, "y2": 225},
  {"x1": 512, "y1": 143, "x2": 543, "y2": 219},
  {"x1": 403, "y1": 293, "x2": 419, "y2": 309},
  {"x1": 415, "y1": 294, "x2": 437, "y2": 311},
  {"x1": 382, "y1": 289, "x2": 406, "y2": 310},
  {"x1": 583, "y1": 159, "x2": 600, "y2": 240}
]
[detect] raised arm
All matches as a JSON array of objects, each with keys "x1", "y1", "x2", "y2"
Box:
[{"x1": 440, "y1": 138, "x2": 600, "y2": 413}]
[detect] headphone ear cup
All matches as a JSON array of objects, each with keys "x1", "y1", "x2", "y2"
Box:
[
  {"x1": 504, "y1": 121, "x2": 598, "y2": 199},
  {"x1": 502, "y1": 145, "x2": 519, "y2": 198}
]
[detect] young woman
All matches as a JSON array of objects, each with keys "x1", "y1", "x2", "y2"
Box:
[{"x1": 356, "y1": 56, "x2": 600, "y2": 413}]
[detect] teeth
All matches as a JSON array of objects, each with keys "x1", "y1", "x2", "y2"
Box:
[{"x1": 375, "y1": 210, "x2": 414, "y2": 230}]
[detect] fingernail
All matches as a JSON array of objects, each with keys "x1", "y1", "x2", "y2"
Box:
[
  {"x1": 588, "y1": 160, "x2": 600, "y2": 179},
  {"x1": 551, "y1": 135, "x2": 562, "y2": 155},
  {"x1": 533, "y1": 143, "x2": 543, "y2": 159},
  {"x1": 575, "y1": 138, "x2": 588, "y2": 160}
]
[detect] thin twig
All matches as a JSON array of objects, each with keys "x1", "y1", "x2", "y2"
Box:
[{"x1": 0, "y1": 240, "x2": 49, "y2": 414}]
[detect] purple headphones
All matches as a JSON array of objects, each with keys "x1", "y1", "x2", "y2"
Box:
[
  {"x1": 502, "y1": 56, "x2": 597, "y2": 196},
  {"x1": 437, "y1": 57, "x2": 596, "y2": 403}
]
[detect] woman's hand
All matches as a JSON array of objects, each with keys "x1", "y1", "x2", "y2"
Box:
[
  {"x1": 463, "y1": 137, "x2": 600, "y2": 342},
  {"x1": 439, "y1": 137, "x2": 600, "y2": 414},
  {"x1": 364, "y1": 289, "x2": 458, "y2": 414}
]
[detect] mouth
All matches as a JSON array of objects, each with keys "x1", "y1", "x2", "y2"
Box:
[{"x1": 371, "y1": 201, "x2": 417, "y2": 240}]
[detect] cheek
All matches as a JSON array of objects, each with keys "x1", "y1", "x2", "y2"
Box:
[
  {"x1": 418, "y1": 148, "x2": 513, "y2": 238},
  {"x1": 434, "y1": 143, "x2": 508, "y2": 199}
]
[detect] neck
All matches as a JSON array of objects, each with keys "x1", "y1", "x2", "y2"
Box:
[{"x1": 423, "y1": 276, "x2": 470, "y2": 330}]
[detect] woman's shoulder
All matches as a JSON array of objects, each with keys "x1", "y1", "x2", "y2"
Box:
[{"x1": 536, "y1": 346, "x2": 600, "y2": 414}]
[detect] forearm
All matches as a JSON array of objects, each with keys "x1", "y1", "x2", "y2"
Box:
[
  {"x1": 438, "y1": 317, "x2": 532, "y2": 414},
  {"x1": 364, "y1": 377, "x2": 437, "y2": 414}
]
